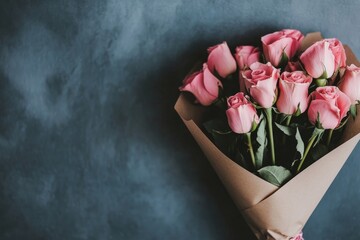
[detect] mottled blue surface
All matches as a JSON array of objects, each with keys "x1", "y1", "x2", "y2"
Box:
[{"x1": 0, "y1": 1, "x2": 359, "y2": 239}]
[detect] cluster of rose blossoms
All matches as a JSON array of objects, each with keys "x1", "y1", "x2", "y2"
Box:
[{"x1": 179, "y1": 29, "x2": 360, "y2": 176}]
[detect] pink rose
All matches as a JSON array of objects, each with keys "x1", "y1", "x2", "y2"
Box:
[
  {"x1": 308, "y1": 86, "x2": 351, "y2": 129},
  {"x1": 326, "y1": 38, "x2": 347, "y2": 69},
  {"x1": 276, "y1": 71, "x2": 312, "y2": 115},
  {"x1": 179, "y1": 63, "x2": 222, "y2": 106},
  {"x1": 261, "y1": 29, "x2": 304, "y2": 67},
  {"x1": 300, "y1": 40, "x2": 335, "y2": 79},
  {"x1": 338, "y1": 64, "x2": 360, "y2": 104},
  {"x1": 234, "y1": 46, "x2": 261, "y2": 70},
  {"x1": 207, "y1": 41, "x2": 237, "y2": 78},
  {"x1": 226, "y1": 92, "x2": 260, "y2": 134},
  {"x1": 241, "y1": 62, "x2": 280, "y2": 108}
]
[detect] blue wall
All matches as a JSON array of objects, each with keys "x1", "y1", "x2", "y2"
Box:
[{"x1": 0, "y1": 1, "x2": 359, "y2": 239}]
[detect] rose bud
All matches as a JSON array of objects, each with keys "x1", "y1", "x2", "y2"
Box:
[
  {"x1": 308, "y1": 86, "x2": 351, "y2": 129},
  {"x1": 300, "y1": 40, "x2": 336, "y2": 79},
  {"x1": 179, "y1": 63, "x2": 222, "y2": 106},
  {"x1": 226, "y1": 92, "x2": 260, "y2": 134},
  {"x1": 326, "y1": 38, "x2": 347, "y2": 69},
  {"x1": 234, "y1": 46, "x2": 261, "y2": 70},
  {"x1": 261, "y1": 29, "x2": 304, "y2": 67},
  {"x1": 241, "y1": 62, "x2": 280, "y2": 108},
  {"x1": 276, "y1": 71, "x2": 312, "y2": 115},
  {"x1": 338, "y1": 64, "x2": 360, "y2": 104},
  {"x1": 207, "y1": 41, "x2": 237, "y2": 78}
]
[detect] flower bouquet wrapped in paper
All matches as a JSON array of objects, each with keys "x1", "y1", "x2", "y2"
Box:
[{"x1": 175, "y1": 30, "x2": 360, "y2": 240}]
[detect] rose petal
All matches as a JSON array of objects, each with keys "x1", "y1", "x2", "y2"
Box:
[
  {"x1": 207, "y1": 42, "x2": 237, "y2": 78},
  {"x1": 300, "y1": 40, "x2": 335, "y2": 78},
  {"x1": 308, "y1": 99, "x2": 340, "y2": 129},
  {"x1": 203, "y1": 63, "x2": 222, "y2": 97},
  {"x1": 336, "y1": 90, "x2": 351, "y2": 120}
]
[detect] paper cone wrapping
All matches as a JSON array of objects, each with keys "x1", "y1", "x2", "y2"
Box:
[{"x1": 175, "y1": 32, "x2": 360, "y2": 240}]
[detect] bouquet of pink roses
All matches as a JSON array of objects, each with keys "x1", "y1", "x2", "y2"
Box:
[{"x1": 175, "y1": 30, "x2": 360, "y2": 240}]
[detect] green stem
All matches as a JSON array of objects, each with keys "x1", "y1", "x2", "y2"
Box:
[
  {"x1": 326, "y1": 129, "x2": 334, "y2": 147},
  {"x1": 282, "y1": 115, "x2": 292, "y2": 144},
  {"x1": 246, "y1": 132, "x2": 256, "y2": 169},
  {"x1": 265, "y1": 108, "x2": 276, "y2": 165},
  {"x1": 296, "y1": 134, "x2": 317, "y2": 173},
  {"x1": 285, "y1": 115, "x2": 292, "y2": 126}
]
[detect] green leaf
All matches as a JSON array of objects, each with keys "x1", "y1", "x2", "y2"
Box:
[
  {"x1": 272, "y1": 108, "x2": 287, "y2": 124},
  {"x1": 295, "y1": 128, "x2": 305, "y2": 159},
  {"x1": 273, "y1": 107, "x2": 281, "y2": 114},
  {"x1": 255, "y1": 117, "x2": 267, "y2": 169},
  {"x1": 312, "y1": 127, "x2": 325, "y2": 147},
  {"x1": 250, "y1": 118, "x2": 260, "y2": 132},
  {"x1": 350, "y1": 104, "x2": 357, "y2": 119},
  {"x1": 294, "y1": 103, "x2": 302, "y2": 117},
  {"x1": 257, "y1": 166, "x2": 292, "y2": 187},
  {"x1": 275, "y1": 122, "x2": 296, "y2": 136},
  {"x1": 335, "y1": 116, "x2": 349, "y2": 130},
  {"x1": 278, "y1": 50, "x2": 289, "y2": 68},
  {"x1": 276, "y1": 113, "x2": 289, "y2": 125}
]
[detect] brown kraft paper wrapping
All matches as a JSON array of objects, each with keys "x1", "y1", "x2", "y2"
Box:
[{"x1": 174, "y1": 32, "x2": 360, "y2": 240}]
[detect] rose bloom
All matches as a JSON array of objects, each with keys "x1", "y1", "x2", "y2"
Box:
[
  {"x1": 308, "y1": 86, "x2": 351, "y2": 129},
  {"x1": 234, "y1": 46, "x2": 260, "y2": 70},
  {"x1": 276, "y1": 71, "x2": 312, "y2": 115},
  {"x1": 241, "y1": 62, "x2": 280, "y2": 108},
  {"x1": 326, "y1": 38, "x2": 347, "y2": 69},
  {"x1": 207, "y1": 41, "x2": 237, "y2": 78},
  {"x1": 226, "y1": 92, "x2": 260, "y2": 134},
  {"x1": 338, "y1": 64, "x2": 360, "y2": 104},
  {"x1": 179, "y1": 63, "x2": 222, "y2": 106},
  {"x1": 300, "y1": 40, "x2": 336, "y2": 79},
  {"x1": 261, "y1": 29, "x2": 304, "y2": 67}
]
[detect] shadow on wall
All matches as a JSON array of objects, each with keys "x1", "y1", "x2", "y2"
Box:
[
  {"x1": 0, "y1": 70, "x2": 47, "y2": 239},
  {"x1": 135, "y1": 25, "x2": 280, "y2": 239}
]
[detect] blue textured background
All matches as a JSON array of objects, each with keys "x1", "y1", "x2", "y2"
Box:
[{"x1": 0, "y1": 1, "x2": 359, "y2": 239}]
